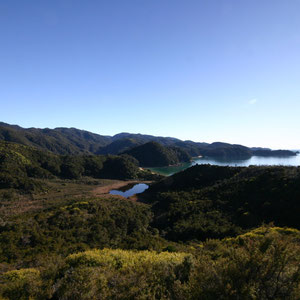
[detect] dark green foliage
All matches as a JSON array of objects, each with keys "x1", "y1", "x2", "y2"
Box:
[
  {"x1": 0, "y1": 198, "x2": 166, "y2": 264},
  {"x1": 1, "y1": 123, "x2": 300, "y2": 298},
  {"x1": 253, "y1": 149, "x2": 297, "y2": 157},
  {"x1": 1, "y1": 227, "x2": 299, "y2": 299},
  {"x1": 99, "y1": 155, "x2": 139, "y2": 179},
  {"x1": 112, "y1": 132, "x2": 183, "y2": 145},
  {"x1": 200, "y1": 142, "x2": 253, "y2": 159},
  {"x1": 0, "y1": 122, "x2": 111, "y2": 155},
  {"x1": 0, "y1": 141, "x2": 150, "y2": 191},
  {"x1": 82, "y1": 155, "x2": 105, "y2": 177},
  {"x1": 189, "y1": 226, "x2": 300, "y2": 300},
  {"x1": 0, "y1": 141, "x2": 57, "y2": 191},
  {"x1": 169, "y1": 146, "x2": 191, "y2": 162},
  {"x1": 149, "y1": 163, "x2": 241, "y2": 192},
  {"x1": 124, "y1": 141, "x2": 191, "y2": 167},
  {"x1": 60, "y1": 156, "x2": 85, "y2": 179},
  {"x1": 145, "y1": 164, "x2": 300, "y2": 241},
  {"x1": 97, "y1": 138, "x2": 143, "y2": 154},
  {"x1": 0, "y1": 122, "x2": 296, "y2": 159},
  {"x1": 200, "y1": 143, "x2": 295, "y2": 159}
]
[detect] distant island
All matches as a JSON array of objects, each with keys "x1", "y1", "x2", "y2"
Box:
[{"x1": 0, "y1": 122, "x2": 296, "y2": 167}]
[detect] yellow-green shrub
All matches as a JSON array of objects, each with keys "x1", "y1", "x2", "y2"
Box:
[
  {"x1": 190, "y1": 227, "x2": 300, "y2": 299},
  {"x1": 55, "y1": 249, "x2": 193, "y2": 299},
  {"x1": 0, "y1": 268, "x2": 41, "y2": 300},
  {"x1": 66, "y1": 248, "x2": 189, "y2": 269}
]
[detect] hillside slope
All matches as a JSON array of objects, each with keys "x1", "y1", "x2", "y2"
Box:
[
  {"x1": 0, "y1": 141, "x2": 154, "y2": 191},
  {"x1": 0, "y1": 122, "x2": 296, "y2": 159},
  {"x1": 123, "y1": 141, "x2": 191, "y2": 167},
  {"x1": 0, "y1": 122, "x2": 111, "y2": 155},
  {"x1": 144, "y1": 164, "x2": 300, "y2": 241}
]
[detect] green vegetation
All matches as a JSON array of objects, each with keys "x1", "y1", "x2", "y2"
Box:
[
  {"x1": 0, "y1": 226, "x2": 299, "y2": 299},
  {"x1": 124, "y1": 141, "x2": 191, "y2": 167},
  {"x1": 97, "y1": 138, "x2": 143, "y2": 154},
  {"x1": 1, "y1": 122, "x2": 295, "y2": 159},
  {"x1": 189, "y1": 226, "x2": 300, "y2": 299},
  {"x1": 200, "y1": 142, "x2": 253, "y2": 159},
  {"x1": 0, "y1": 178, "x2": 115, "y2": 219},
  {"x1": 0, "y1": 141, "x2": 159, "y2": 192},
  {"x1": 1, "y1": 133, "x2": 300, "y2": 299},
  {"x1": 145, "y1": 164, "x2": 300, "y2": 241},
  {"x1": 252, "y1": 149, "x2": 297, "y2": 157},
  {"x1": 0, "y1": 197, "x2": 169, "y2": 265},
  {"x1": 0, "y1": 122, "x2": 111, "y2": 155}
]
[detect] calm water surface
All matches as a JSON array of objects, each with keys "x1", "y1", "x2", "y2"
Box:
[
  {"x1": 109, "y1": 183, "x2": 149, "y2": 198},
  {"x1": 149, "y1": 154, "x2": 300, "y2": 176}
]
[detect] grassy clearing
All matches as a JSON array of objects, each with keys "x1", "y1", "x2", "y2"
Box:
[{"x1": 0, "y1": 178, "x2": 135, "y2": 219}]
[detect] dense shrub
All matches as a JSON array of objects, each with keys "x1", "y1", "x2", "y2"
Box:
[
  {"x1": 1, "y1": 227, "x2": 299, "y2": 299},
  {"x1": 0, "y1": 198, "x2": 166, "y2": 263},
  {"x1": 124, "y1": 141, "x2": 191, "y2": 167},
  {"x1": 190, "y1": 226, "x2": 300, "y2": 299},
  {"x1": 146, "y1": 165, "x2": 300, "y2": 242},
  {"x1": 0, "y1": 268, "x2": 42, "y2": 300},
  {"x1": 0, "y1": 141, "x2": 154, "y2": 191}
]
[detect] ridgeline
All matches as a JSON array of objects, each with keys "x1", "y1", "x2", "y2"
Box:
[
  {"x1": 0, "y1": 122, "x2": 296, "y2": 160},
  {"x1": 0, "y1": 122, "x2": 300, "y2": 299}
]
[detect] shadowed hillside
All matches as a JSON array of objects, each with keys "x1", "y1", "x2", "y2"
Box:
[
  {"x1": 1, "y1": 140, "x2": 300, "y2": 299},
  {"x1": 0, "y1": 122, "x2": 111, "y2": 155},
  {"x1": 0, "y1": 141, "x2": 157, "y2": 192},
  {"x1": 144, "y1": 164, "x2": 300, "y2": 241},
  {"x1": 123, "y1": 141, "x2": 191, "y2": 167},
  {"x1": 1, "y1": 122, "x2": 296, "y2": 159}
]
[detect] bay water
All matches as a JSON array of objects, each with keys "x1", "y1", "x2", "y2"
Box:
[{"x1": 149, "y1": 154, "x2": 300, "y2": 176}]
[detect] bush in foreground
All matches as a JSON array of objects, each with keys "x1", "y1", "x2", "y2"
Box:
[{"x1": 1, "y1": 226, "x2": 299, "y2": 299}]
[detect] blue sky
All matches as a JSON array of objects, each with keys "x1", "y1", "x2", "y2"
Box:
[{"x1": 0, "y1": 0, "x2": 299, "y2": 149}]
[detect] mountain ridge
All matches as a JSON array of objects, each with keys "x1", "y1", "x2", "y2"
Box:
[{"x1": 0, "y1": 122, "x2": 296, "y2": 159}]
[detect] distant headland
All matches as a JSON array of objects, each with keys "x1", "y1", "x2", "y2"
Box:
[{"x1": 0, "y1": 122, "x2": 296, "y2": 168}]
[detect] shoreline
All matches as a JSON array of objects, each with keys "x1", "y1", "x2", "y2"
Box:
[{"x1": 92, "y1": 180, "x2": 152, "y2": 196}]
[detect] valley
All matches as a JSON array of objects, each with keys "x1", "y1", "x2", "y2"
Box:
[{"x1": 0, "y1": 123, "x2": 299, "y2": 299}]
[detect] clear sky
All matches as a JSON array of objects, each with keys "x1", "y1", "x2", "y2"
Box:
[{"x1": 1, "y1": 0, "x2": 299, "y2": 149}]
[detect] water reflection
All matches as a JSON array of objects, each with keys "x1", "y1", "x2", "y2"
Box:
[
  {"x1": 109, "y1": 183, "x2": 149, "y2": 198},
  {"x1": 149, "y1": 154, "x2": 300, "y2": 176}
]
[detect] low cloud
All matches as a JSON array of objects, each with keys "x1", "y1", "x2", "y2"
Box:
[{"x1": 248, "y1": 98, "x2": 258, "y2": 105}]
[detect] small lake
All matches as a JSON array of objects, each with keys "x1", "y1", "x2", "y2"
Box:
[
  {"x1": 149, "y1": 154, "x2": 300, "y2": 176},
  {"x1": 109, "y1": 183, "x2": 149, "y2": 198}
]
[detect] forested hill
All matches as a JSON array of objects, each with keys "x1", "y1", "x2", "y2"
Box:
[
  {"x1": 0, "y1": 122, "x2": 296, "y2": 159},
  {"x1": 143, "y1": 164, "x2": 300, "y2": 241},
  {"x1": 0, "y1": 141, "x2": 158, "y2": 191},
  {"x1": 1, "y1": 132, "x2": 300, "y2": 298},
  {"x1": 0, "y1": 122, "x2": 111, "y2": 155},
  {"x1": 123, "y1": 141, "x2": 191, "y2": 167}
]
